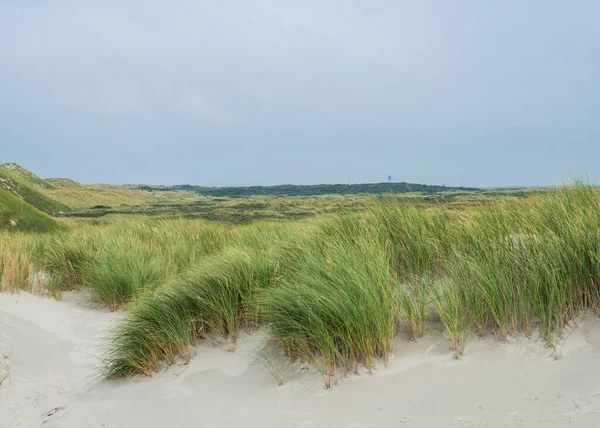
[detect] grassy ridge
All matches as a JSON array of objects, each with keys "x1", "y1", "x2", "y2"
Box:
[
  {"x1": 2, "y1": 183, "x2": 600, "y2": 387},
  {"x1": 0, "y1": 164, "x2": 70, "y2": 215},
  {"x1": 0, "y1": 163, "x2": 55, "y2": 190},
  {"x1": 0, "y1": 189, "x2": 59, "y2": 232}
]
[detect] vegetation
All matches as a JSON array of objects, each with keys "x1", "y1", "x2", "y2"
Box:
[
  {"x1": 0, "y1": 163, "x2": 69, "y2": 215},
  {"x1": 263, "y1": 234, "x2": 394, "y2": 385},
  {"x1": 95, "y1": 183, "x2": 600, "y2": 384},
  {"x1": 0, "y1": 189, "x2": 58, "y2": 233},
  {"x1": 1, "y1": 163, "x2": 534, "y2": 223},
  {"x1": 139, "y1": 181, "x2": 480, "y2": 198},
  {"x1": 57, "y1": 193, "x2": 373, "y2": 222},
  {"x1": 49, "y1": 187, "x2": 530, "y2": 223},
  {"x1": 2, "y1": 163, "x2": 599, "y2": 388},
  {"x1": 0, "y1": 163, "x2": 55, "y2": 190}
]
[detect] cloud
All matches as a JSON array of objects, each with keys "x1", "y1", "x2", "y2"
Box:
[{"x1": 1, "y1": 1, "x2": 599, "y2": 186}]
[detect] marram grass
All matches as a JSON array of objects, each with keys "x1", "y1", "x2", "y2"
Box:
[
  {"x1": 3, "y1": 183, "x2": 600, "y2": 385},
  {"x1": 262, "y1": 236, "x2": 395, "y2": 382}
]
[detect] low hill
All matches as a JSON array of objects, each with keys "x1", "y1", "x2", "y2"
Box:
[
  {"x1": 45, "y1": 177, "x2": 83, "y2": 188},
  {"x1": 0, "y1": 163, "x2": 70, "y2": 215},
  {"x1": 0, "y1": 189, "x2": 59, "y2": 232},
  {"x1": 139, "y1": 182, "x2": 481, "y2": 198},
  {"x1": 0, "y1": 163, "x2": 55, "y2": 189}
]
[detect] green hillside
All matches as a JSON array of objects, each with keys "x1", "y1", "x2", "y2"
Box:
[
  {"x1": 0, "y1": 163, "x2": 70, "y2": 215},
  {"x1": 0, "y1": 163, "x2": 55, "y2": 189},
  {"x1": 0, "y1": 189, "x2": 58, "y2": 232}
]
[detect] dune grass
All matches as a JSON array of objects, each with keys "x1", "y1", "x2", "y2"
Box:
[
  {"x1": 84, "y1": 184, "x2": 600, "y2": 379},
  {"x1": 81, "y1": 241, "x2": 168, "y2": 310},
  {"x1": 0, "y1": 227, "x2": 53, "y2": 293},
  {"x1": 396, "y1": 277, "x2": 430, "y2": 340},
  {"x1": 3, "y1": 182, "x2": 600, "y2": 386},
  {"x1": 0, "y1": 234, "x2": 36, "y2": 293},
  {"x1": 40, "y1": 217, "x2": 236, "y2": 304},
  {"x1": 263, "y1": 235, "x2": 395, "y2": 385},
  {"x1": 0, "y1": 189, "x2": 59, "y2": 233},
  {"x1": 98, "y1": 223, "x2": 294, "y2": 378},
  {"x1": 98, "y1": 249, "x2": 280, "y2": 378},
  {"x1": 373, "y1": 200, "x2": 453, "y2": 279}
]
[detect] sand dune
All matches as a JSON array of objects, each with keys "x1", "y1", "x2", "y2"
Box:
[{"x1": 2, "y1": 292, "x2": 600, "y2": 427}]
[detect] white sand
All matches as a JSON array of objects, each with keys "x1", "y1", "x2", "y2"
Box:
[{"x1": 2, "y1": 292, "x2": 600, "y2": 427}]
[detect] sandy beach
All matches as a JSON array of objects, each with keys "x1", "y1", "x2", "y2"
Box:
[{"x1": 2, "y1": 291, "x2": 600, "y2": 428}]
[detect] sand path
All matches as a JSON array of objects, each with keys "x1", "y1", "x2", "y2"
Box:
[{"x1": 2, "y1": 292, "x2": 600, "y2": 427}]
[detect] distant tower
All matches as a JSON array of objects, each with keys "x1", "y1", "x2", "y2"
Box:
[{"x1": 388, "y1": 175, "x2": 392, "y2": 183}]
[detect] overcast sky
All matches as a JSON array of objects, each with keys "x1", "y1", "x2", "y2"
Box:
[{"x1": 1, "y1": 1, "x2": 599, "y2": 187}]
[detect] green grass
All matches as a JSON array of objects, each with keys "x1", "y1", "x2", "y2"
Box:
[
  {"x1": 263, "y1": 236, "x2": 395, "y2": 384},
  {"x1": 80, "y1": 240, "x2": 168, "y2": 310},
  {"x1": 438, "y1": 183, "x2": 600, "y2": 350},
  {"x1": 0, "y1": 165, "x2": 70, "y2": 215},
  {"x1": 77, "y1": 184, "x2": 600, "y2": 378},
  {"x1": 99, "y1": 240, "x2": 282, "y2": 378},
  {"x1": 430, "y1": 278, "x2": 471, "y2": 357},
  {"x1": 42, "y1": 216, "x2": 237, "y2": 303},
  {"x1": 0, "y1": 189, "x2": 59, "y2": 232},
  {"x1": 0, "y1": 163, "x2": 55, "y2": 190},
  {"x1": 99, "y1": 280, "x2": 202, "y2": 377},
  {"x1": 372, "y1": 200, "x2": 453, "y2": 278},
  {"x1": 181, "y1": 246, "x2": 278, "y2": 340},
  {"x1": 3, "y1": 181, "x2": 600, "y2": 387},
  {"x1": 396, "y1": 277, "x2": 430, "y2": 340}
]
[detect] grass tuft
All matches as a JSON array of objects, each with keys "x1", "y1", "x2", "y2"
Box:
[{"x1": 263, "y1": 236, "x2": 395, "y2": 386}]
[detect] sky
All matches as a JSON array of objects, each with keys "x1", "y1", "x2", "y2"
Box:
[{"x1": 1, "y1": 1, "x2": 599, "y2": 187}]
